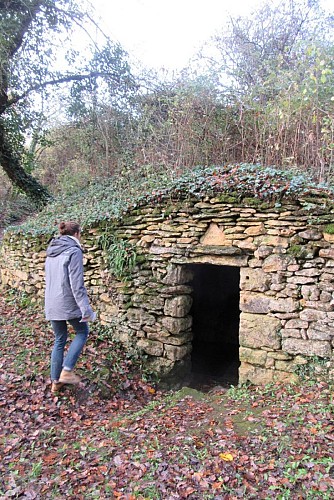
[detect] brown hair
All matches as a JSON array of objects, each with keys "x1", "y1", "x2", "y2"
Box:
[{"x1": 59, "y1": 221, "x2": 81, "y2": 236}]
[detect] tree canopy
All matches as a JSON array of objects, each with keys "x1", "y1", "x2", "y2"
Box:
[
  {"x1": 0, "y1": 0, "x2": 135, "y2": 205},
  {"x1": 1, "y1": 0, "x2": 333, "y2": 210},
  {"x1": 205, "y1": 0, "x2": 333, "y2": 96}
]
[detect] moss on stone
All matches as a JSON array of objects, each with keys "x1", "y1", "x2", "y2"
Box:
[
  {"x1": 324, "y1": 223, "x2": 334, "y2": 234},
  {"x1": 135, "y1": 254, "x2": 147, "y2": 264},
  {"x1": 217, "y1": 194, "x2": 238, "y2": 204},
  {"x1": 162, "y1": 204, "x2": 176, "y2": 217},
  {"x1": 287, "y1": 244, "x2": 308, "y2": 259},
  {"x1": 123, "y1": 301, "x2": 133, "y2": 310},
  {"x1": 242, "y1": 197, "x2": 263, "y2": 206},
  {"x1": 151, "y1": 206, "x2": 162, "y2": 215}
]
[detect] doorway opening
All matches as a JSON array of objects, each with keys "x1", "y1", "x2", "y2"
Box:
[{"x1": 187, "y1": 264, "x2": 240, "y2": 387}]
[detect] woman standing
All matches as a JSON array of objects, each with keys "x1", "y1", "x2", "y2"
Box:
[{"x1": 45, "y1": 221, "x2": 96, "y2": 394}]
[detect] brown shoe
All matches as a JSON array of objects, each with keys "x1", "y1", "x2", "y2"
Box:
[
  {"x1": 59, "y1": 369, "x2": 81, "y2": 385},
  {"x1": 51, "y1": 382, "x2": 64, "y2": 394}
]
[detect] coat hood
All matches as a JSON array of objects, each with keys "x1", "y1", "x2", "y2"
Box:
[{"x1": 46, "y1": 235, "x2": 82, "y2": 258}]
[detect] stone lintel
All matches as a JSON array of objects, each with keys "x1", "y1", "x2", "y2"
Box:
[
  {"x1": 171, "y1": 255, "x2": 249, "y2": 267},
  {"x1": 191, "y1": 245, "x2": 242, "y2": 256}
]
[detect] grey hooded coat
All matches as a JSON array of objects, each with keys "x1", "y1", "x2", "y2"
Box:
[{"x1": 45, "y1": 235, "x2": 94, "y2": 321}]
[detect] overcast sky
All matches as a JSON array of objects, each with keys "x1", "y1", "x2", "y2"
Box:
[
  {"x1": 90, "y1": 0, "x2": 333, "y2": 72},
  {"x1": 91, "y1": 0, "x2": 263, "y2": 71}
]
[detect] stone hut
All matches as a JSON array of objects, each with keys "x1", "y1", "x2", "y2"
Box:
[{"x1": 1, "y1": 166, "x2": 334, "y2": 385}]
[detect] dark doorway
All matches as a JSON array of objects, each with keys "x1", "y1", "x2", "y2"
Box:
[{"x1": 187, "y1": 264, "x2": 240, "y2": 387}]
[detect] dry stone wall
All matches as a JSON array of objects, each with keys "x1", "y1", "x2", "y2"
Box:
[{"x1": 1, "y1": 193, "x2": 334, "y2": 385}]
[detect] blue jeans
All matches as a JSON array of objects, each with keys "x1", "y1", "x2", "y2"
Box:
[{"x1": 50, "y1": 318, "x2": 89, "y2": 381}]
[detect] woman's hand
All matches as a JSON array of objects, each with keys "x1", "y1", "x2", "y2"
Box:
[{"x1": 80, "y1": 311, "x2": 97, "y2": 322}]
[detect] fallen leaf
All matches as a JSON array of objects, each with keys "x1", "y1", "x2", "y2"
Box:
[{"x1": 219, "y1": 452, "x2": 233, "y2": 461}]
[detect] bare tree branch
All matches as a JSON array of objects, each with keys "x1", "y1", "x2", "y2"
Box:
[
  {"x1": 1, "y1": 71, "x2": 124, "y2": 113},
  {"x1": 3, "y1": 1, "x2": 44, "y2": 58}
]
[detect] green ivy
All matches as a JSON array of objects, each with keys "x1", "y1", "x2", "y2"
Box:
[
  {"x1": 99, "y1": 231, "x2": 137, "y2": 279},
  {"x1": 6, "y1": 164, "x2": 334, "y2": 238},
  {"x1": 295, "y1": 356, "x2": 330, "y2": 380}
]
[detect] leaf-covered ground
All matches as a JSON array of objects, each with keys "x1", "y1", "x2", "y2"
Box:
[{"x1": 0, "y1": 292, "x2": 333, "y2": 499}]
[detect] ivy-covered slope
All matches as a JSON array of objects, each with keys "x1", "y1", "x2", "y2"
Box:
[{"x1": 7, "y1": 164, "x2": 334, "y2": 236}]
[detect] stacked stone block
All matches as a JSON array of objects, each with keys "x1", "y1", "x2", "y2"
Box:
[{"x1": 1, "y1": 194, "x2": 334, "y2": 384}]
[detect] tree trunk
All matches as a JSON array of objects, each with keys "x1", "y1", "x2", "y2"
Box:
[{"x1": 0, "y1": 124, "x2": 52, "y2": 206}]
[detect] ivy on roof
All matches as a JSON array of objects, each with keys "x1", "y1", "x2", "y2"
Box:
[{"x1": 7, "y1": 164, "x2": 333, "y2": 237}]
